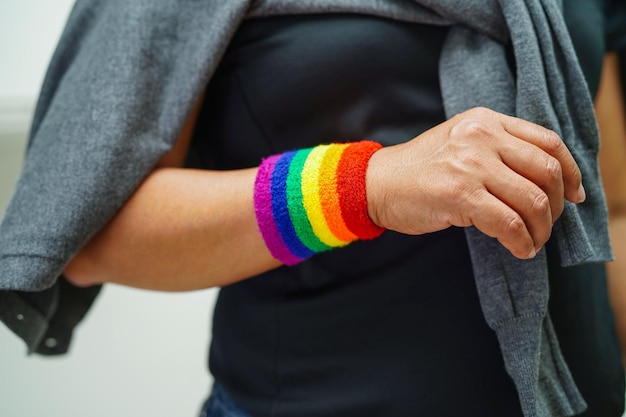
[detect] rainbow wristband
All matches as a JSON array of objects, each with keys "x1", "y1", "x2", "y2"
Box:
[{"x1": 254, "y1": 141, "x2": 385, "y2": 265}]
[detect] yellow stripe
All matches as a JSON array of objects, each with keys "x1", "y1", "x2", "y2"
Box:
[{"x1": 301, "y1": 145, "x2": 347, "y2": 247}]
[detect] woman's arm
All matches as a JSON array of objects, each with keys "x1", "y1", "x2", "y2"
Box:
[
  {"x1": 596, "y1": 52, "x2": 626, "y2": 359},
  {"x1": 64, "y1": 98, "x2": 282, "y2": 291},
  {"x1": 65, "y1": 99, "x2": 585, "y2": 292}
]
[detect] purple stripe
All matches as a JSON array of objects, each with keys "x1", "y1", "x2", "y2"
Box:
[{"x1": 254, "y1": 155, "x2": 304, "y2": 266}]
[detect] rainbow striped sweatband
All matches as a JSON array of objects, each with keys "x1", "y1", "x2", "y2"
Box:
[{"x1": 254, "y1": 141, "x2": 385, "y2": 265}]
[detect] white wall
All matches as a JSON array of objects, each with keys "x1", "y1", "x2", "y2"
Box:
[{"x1": 0, "y1": 3, "x2": 217, "y2": 417}]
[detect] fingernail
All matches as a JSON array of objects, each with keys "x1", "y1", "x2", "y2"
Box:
[
  {"x1": 527, "y1": 247, "x2": 537, "y2": 259},
  {"x1": 577, "y1": 184, "x2": 586, "y2": 203}
]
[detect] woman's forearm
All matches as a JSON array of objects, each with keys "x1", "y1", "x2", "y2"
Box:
[
  {"x1": 64, "y1": 167, "x2": 282, "y2": 291},
  {"x1": 607, "y1": 217, "x2": 626, "y2": 360},
  {"x1": 65, "y1": 106, "x2": 586, "y2": 292},
  {"x1": 597, "y1": 52, "x2": 626, "y2": 359}
]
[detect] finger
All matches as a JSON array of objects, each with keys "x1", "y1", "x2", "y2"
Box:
[
  {"x1": 499, "y1": 115, "x2": 584, "y2": 203},
  {"x1": 497, "y1": 133, "x2": 565, "y2": 223},
  {"x1": 459, "y1": 187, "x2": 537, "y2": 259},
  {"x1": 483, "y1": 159, "x2": 553, "y2": 251}
]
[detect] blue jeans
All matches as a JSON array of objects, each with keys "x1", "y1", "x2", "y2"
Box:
[{"x1": 200, "y1": 384, "x2": 252, "y2": 417}]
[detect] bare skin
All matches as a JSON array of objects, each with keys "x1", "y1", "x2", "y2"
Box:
[
  {"x1": 64, "y1": 96, "x2": 282, "y2": 291},
  {"x1": 596, "y1": 52, "x2": 626, "y2": 361},
  {"x1": 366, "y1": 106, "x2": 584, "y2": 260},
  {"x1": 64, "y1": 95, "x2": 587, "y2": 292}
]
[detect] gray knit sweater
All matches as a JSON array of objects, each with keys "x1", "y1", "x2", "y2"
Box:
[{"x1": 0, "y1": 1, "x2": 614, "y2": 416}]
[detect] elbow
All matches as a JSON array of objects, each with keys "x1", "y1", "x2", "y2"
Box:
[{"x1": 64, "y1": 250, "x2": 105, "y2": 288}]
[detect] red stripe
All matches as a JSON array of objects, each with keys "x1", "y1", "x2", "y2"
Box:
[{"x1": 336, "y1": 141, "x2": 385, "y2": 240}]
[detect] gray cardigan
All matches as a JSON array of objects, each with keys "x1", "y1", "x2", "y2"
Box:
[{"x1": 0, "y1": 1, "x2": 614, "y2": 416}]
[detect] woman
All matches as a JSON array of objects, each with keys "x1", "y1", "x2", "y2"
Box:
[{"x1": 1, "y1": 0, "x2": 625, "y2": 416}]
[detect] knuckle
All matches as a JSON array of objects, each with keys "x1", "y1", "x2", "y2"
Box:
[
  {"x1": 530, "y1": 192, "x2": 550, "y2": 216},
  {"x1": 544, "y1": 156, "x2": 562, "y2": 183},
  {"x1": 459, "y1": 148, "x2": 487, "y2": 169},
  {"x1": 455, "y1": 180, "x2": 483, "y2": 205},
  {"x1": 542, "y1": 128, "x2": 563, "y2": 153},
  {"x1": 450, "y1": 119, "x2": 492, "y2": 144},
  {"x1": 500, "y1": 213, "x2": 526, "y2": 237},
  {"x1": 565, "y1": 158, "x2": 582, "y2": 184},
  {"x1": 451, "y1": 109, "x2": 498, "y2": 139},
  {"x1": 466, "y1": 106, "x2": 493, "y2": 118},
  {"x1": 500, "y1": 214, "x2": 526, "y2": 239},
  {"x1": 451, "y1": 182, "x2": 486, "y2": 218}
]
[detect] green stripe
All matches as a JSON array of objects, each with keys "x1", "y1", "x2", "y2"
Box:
[{"x1": 286, "y1": 148, "x2": 332, "y2": 253}]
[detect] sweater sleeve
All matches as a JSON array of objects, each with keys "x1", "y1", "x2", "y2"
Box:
[{"x1": 0, "y1": 0, "x2": 250, "y2": 354}]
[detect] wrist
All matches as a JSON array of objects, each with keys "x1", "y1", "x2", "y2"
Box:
[
  {"x1": 365, "y1": 145, "x2": 390, "y2": 230},
  {"x1": 254, "y1": 141, "x2": 385, "y2": 266}
]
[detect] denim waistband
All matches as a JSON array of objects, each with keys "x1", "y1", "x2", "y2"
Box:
[{"x1": 200, "y1": 384, "x2": 252, "y2": 417}]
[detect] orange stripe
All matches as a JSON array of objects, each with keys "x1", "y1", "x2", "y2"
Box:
[{"x1": 319, "y1": 144, "x2": 359, "y2": 243}]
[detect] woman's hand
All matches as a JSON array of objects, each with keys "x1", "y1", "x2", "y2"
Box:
[{"x1": 366, "y1": 107, "x2": 585, "y2": 260}]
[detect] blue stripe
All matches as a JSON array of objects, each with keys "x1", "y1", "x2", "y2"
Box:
[{"x1": 271, "y1": 151, "x2": 315, "y2": 259}]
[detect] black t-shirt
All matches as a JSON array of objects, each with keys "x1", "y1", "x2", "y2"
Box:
[{"x1": 189, "y1": 2, "x2": 626, "y2": 416}]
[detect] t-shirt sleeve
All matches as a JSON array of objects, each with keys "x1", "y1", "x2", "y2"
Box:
[
  {"x1": 605, "y1": 0, "x2": 626, "y2": 123},
  {"x1": 606, "y1": 0, "x2": 626, "y2": 52}
]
